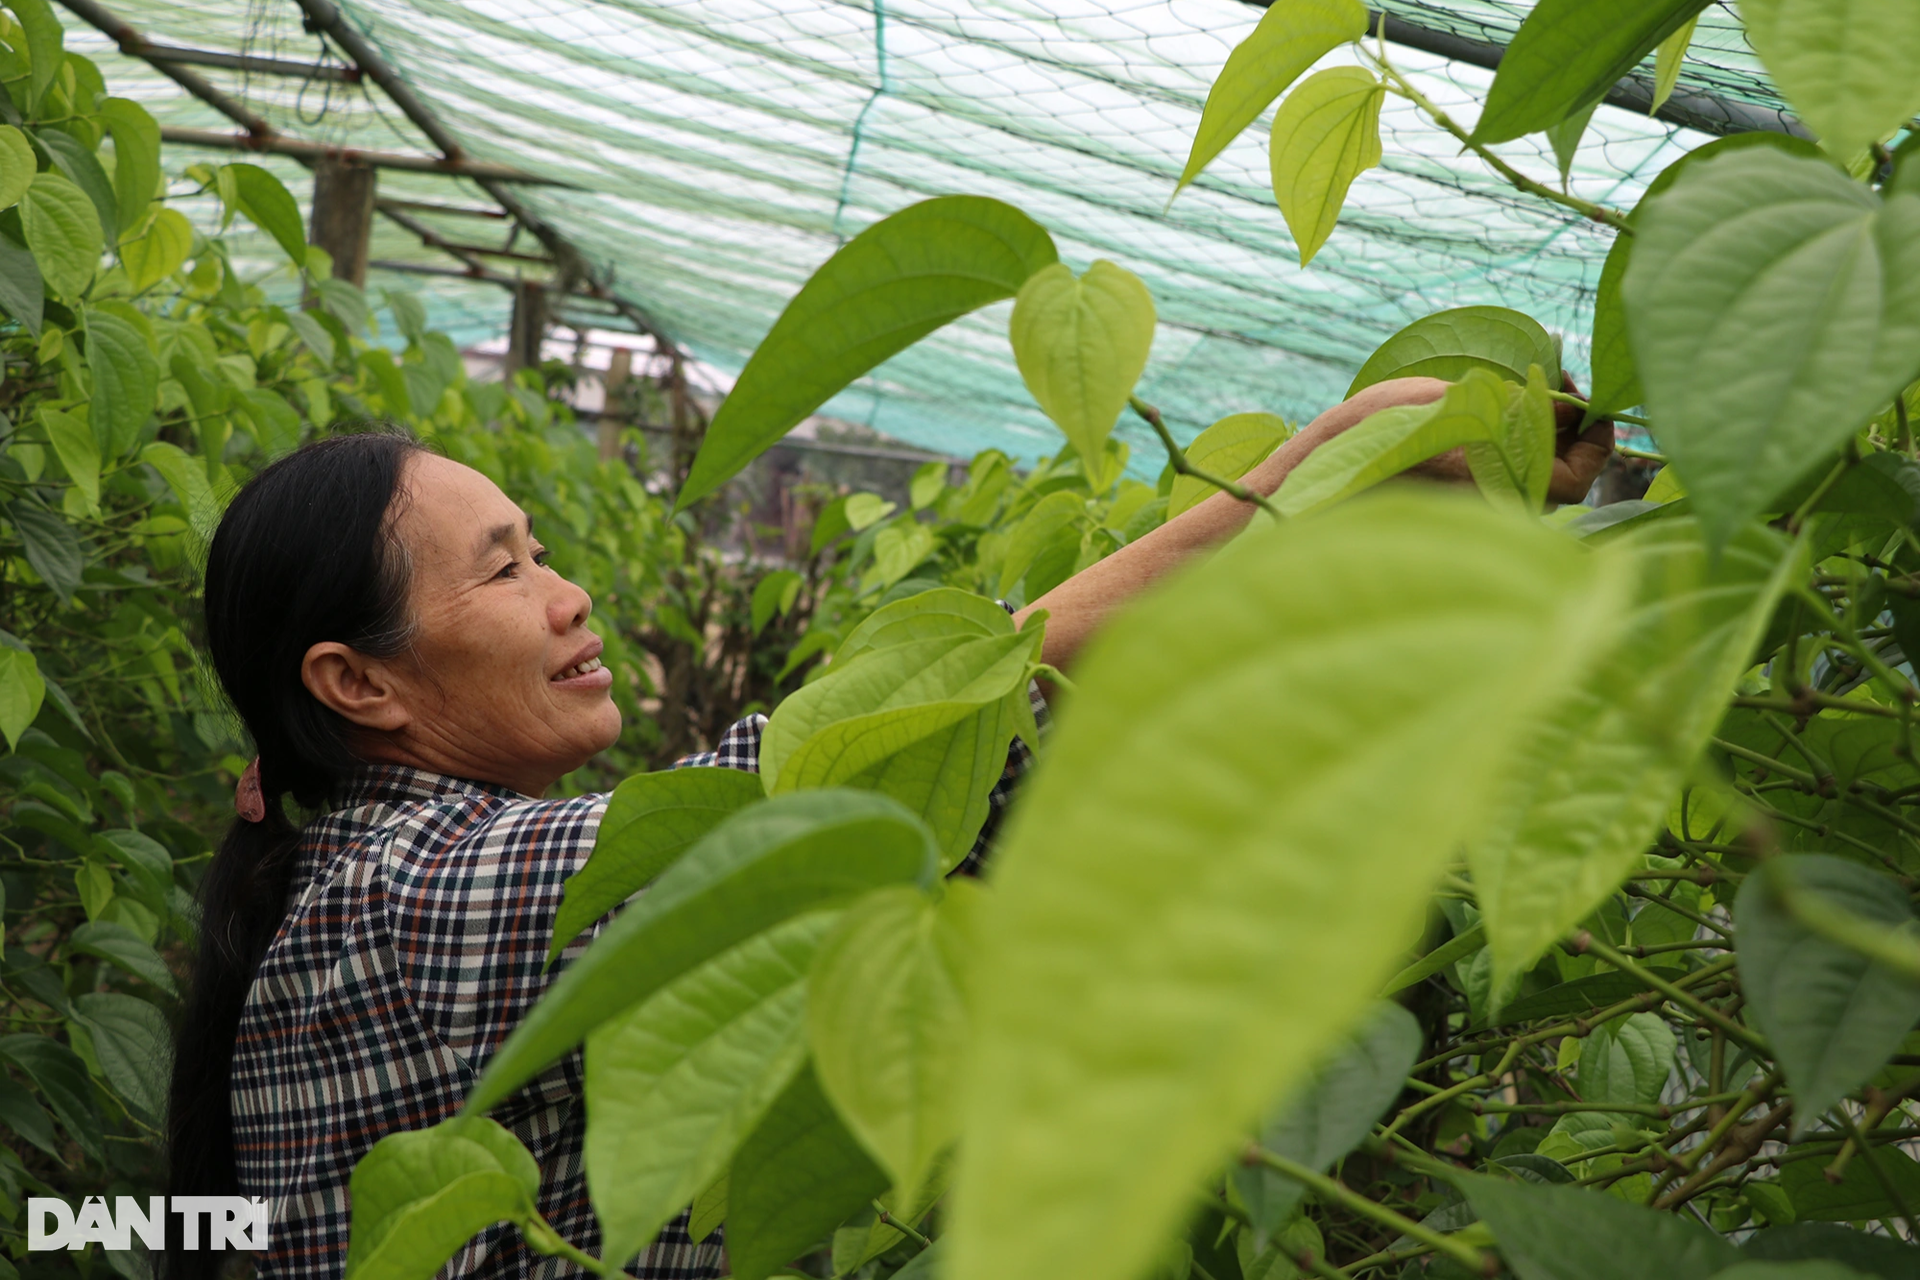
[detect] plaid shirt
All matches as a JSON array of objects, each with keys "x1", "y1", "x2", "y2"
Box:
[{"x1": 230, "y1": 694, "x2": 1042, "y2": 1280}]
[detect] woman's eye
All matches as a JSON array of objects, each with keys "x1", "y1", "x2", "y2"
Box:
[
  {"x1": 533, "y1": 548, "x2": 551, "y2": 568},
  {"x1": 495, "y1": 560, "x2": 520, "y2": 580}
]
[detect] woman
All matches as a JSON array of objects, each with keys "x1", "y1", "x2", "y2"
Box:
[{"x1": 167, "y1": 382, "x2": 1610, "y2": 1280}]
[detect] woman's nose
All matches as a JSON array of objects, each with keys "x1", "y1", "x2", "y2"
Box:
[{"x1": 549, "y1": 572, "x2": 593, "y2": 631}]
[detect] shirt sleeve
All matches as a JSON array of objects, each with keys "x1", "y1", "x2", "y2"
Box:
[{"x1": 671, "y1": 714, "x2": 767, "y2": 773}]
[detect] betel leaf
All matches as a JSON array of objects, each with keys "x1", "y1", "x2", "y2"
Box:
[
  {"x1": 0, "y1": 1075, "x2": 59, "y2": 1159},
  {"x1": 1741, "y1": 0, "x2": 1920, "y2": 163},
  {"x1": 0, "y1": 1034, "x2": 102, "y2": 1163},
  {"x1": 1009, "y1": 260, "x2": 1156, "y2": 488},
  {"x1": 98, "y1": 99, "x2": 159, "y2": 235},
  {"x1": 1711, "y1": 1265, "x2": 1875, "y2": 1280},
  {"x1": 0, "y1": 125, "x2": 32, "y2": 211},
  {"x1": 35, "y1": 129, "x2": 116, "y2": 245},
  {"x1": 997, "y1": 490, "x2": 1084, "y2": 598},
  {"x1": 1232, "y1": 1002, "x2": 1421, "y2": 1248},
  {"x1": 343, "y1": 1118, "x2": 540, "y2": 1280},
  {"x1": 1468, "y1": 519, "x2": 1797, "y2": 992},
  {"x1": 751, "y1": 569, "x2": 803, "y2": 634},
  {"x1": 37, "y1": 407, "x2": 97, "y2": 512},
  {"x1": 0, "y1": 646, "x2": 43, "y2": 750},
  {"x1": 0, "y1": 225, "x2": 42, "y2": 335},
  {"x1": 1469, "y1": 0, "x2": 1710, "y2": 145},
  {"x1": 1273, "y1": 368, "x2": 1506, "y2": 517},
  {"x1": 86, "y1": 307, "x2": 159, "y2": 459},
  {"x1": 726, "y1": 1066, "x2": 890, "y2": 1280},
  {"x1": 1622, "y1": 148, "x2": 1920, "y2": 550},
  {"x1": 1463, "y1": 365, "x2": 1555, "y2": 512},
  {"x1": 69, "y1": 920, "x2": 175, "y2": 994},
  {"x1": 1736, "y1": 855, "x2": 1920, "y2": 1132},
  {"x1": 1546, "y1": 102, "x2": 1597, "y2": 187},
  {"x1": 548, "y1": 766, "x2": 765, "y2": 961},
  {"x1": 71, "y1": 992, "x2": 168, "y2": 1121},
  {"x1": 1586, "y1": 132, "x2": 1827, "y2": 424},
  {"x1": 1743, "y1": 1222, "x2": 1920, "y2": 1277},
  {"x1": 1348, "y1": 305, "x2": 1559, "y2": 397},
  {"x1": 1268, "y1": 66, "x2": 1384, "y2": 267},
  {"x1": 585, "y1": 910, "x2": 835, "y2": 1269},
  {"x1": 463, "y1": 789, "x2": 935, "y2": 1117},
  {"x1": 947, "y1": 492, "x2": 1631, "y2": 1280},
  {"x1": 21, "y1": 170, "x2": 101, "y2": 300},
  {"x1": 1778, "y1": 1145, "x2": 1920, "y2": 1225},
  {"x1": 1168, "y1": 413, "x2": 1292, "y2": 519},
  {"x1": 809, "y1": 882, "x2": 977, "y2": 1210},
  {"x1": 1174, "y1": 0, "x2": 1368, "y2": 194},
  {"x1": 688, "y1": 1174, "x2": 727, "y2": 1244},
  {"x1": 120, "y1": 207, "x2": 191, "y2": 294},
  {"x1": 764, "y1": 627, "x2": 1035, "y2": 787},
  {"x1": 1463, "y1": 1175, "x2": 1739, "y2": 1280},
  {"x1": 285, "y1": 307, "x2": 337, "y2": 367},
  {"x1": 225, "y1": 164, "x2": 307, "y2": 268},
  {"x1": 835, "y1": 587, "x2": 1014, "y2": 664},
  {"x1": 679, "y1": 197, "x2": 1057, "y2": 509},
  {"x1": 1650, "y1": 16, "x2": 1698, "y2": 115},
  {"x1": 8, "y1": 501, "x2": 82, "y2": 603},
  {"x1": 7, "y1": 0, "x2": 62, "y2": 109},
  {"x1": 1578, "y1": 1012, "x2": 1676, "y2": 1108}
]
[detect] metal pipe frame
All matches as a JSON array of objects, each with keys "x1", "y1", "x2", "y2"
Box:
[{"x1": 159, "y1": 125, "x2": 561, "y2": 182}]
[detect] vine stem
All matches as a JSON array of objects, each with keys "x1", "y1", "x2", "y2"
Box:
[
  {"x1": 1359, "y1": 48, "x2": 1633, "y2": 234},
  {"x1": 521, "y1": 1213, "x2": 614, "y2": 1276},
  {"x1": 871, "y1": 1200, "x2": 932, "y2": 1251},
  {"x1": 1578, "y1": 935, "x2": 1766, "y2": 1052},
  {"x1": 1128, "y1": 396, "x2": 1281, "y2": 520},
  {"x1": 1247, "y1": 1147, "x2": 1493, "y2": 1277},
  {"x1": 1541, "y1": 387, "x2": 1650, "y2": 428}
]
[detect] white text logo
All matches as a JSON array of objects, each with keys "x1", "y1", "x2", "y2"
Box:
[{"x1": 27, "y1": 1197, "x2": 269, "y2": 1251}]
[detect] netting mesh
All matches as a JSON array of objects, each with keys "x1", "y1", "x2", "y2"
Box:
[{"x1": 62, "y1": 0, "x2": 1782, "y2": 465}]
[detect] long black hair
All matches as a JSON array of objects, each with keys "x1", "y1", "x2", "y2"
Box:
[{"x1": 167, "y1": 430, "x2": 422, "y2": 1276}]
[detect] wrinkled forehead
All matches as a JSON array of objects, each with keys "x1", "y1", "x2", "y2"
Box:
[{"x1": 389, "y1": 453, "x2": 528, "y2": 567}]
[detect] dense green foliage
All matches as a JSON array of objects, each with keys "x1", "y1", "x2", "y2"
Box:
[
  {"x1": 344, "y1": 2, "x2": 1920, "y2": 1280},
  {"x1": 14, "y1": 1, "x2": 1920, "y2": 1280}
]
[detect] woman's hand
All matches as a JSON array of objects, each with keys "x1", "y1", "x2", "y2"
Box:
[{"x1": 1406, "y1": 372, "x2": 1616, "y2": 504}]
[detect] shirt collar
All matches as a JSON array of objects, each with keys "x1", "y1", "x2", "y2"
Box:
[{"x1": 332, "y1": 763, "x2": 525, "y2": 811}]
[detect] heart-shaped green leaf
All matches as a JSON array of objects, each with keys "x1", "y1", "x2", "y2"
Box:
[
  {"x1": 1268, "y1": 67, "x2": 1383, "y2": 266},
  {"x1": 21, "y1": 171, "x2": 101, "y2": 300},
  {"x1": 1740, "y1": 0, "x2": 1920, "y2": 162},
  {"x1": 1623, "y1": 148, "x2": 1920, "y2": 549},
  {"x1": 1347, "y1": 306, "x2": 1559, "y2": 397},
  {"x1": 1010, "y1": 260, "x2": 1156, "y2": 486}
]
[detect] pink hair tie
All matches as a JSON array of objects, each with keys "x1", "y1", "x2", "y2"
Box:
[{"x1": 235, "y1": 758, "x2": 267, "y2": 824}]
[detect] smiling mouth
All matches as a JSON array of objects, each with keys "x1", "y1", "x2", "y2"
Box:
[{"x1": 552, "y1": 656, "x2": 605, "y2": 681}]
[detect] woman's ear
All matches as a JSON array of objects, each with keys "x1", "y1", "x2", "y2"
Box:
[{"x1": 302, "y1": 642, "x2": 411, "y2": 731}]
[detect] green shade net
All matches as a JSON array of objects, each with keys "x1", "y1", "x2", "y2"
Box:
[{"x1": 63, "y1": 0, "x2": 1791, "y2": 466}]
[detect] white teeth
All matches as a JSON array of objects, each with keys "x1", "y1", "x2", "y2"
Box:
[{"x1": 554, "y1": 656, "x2": 604, "y2": 681}]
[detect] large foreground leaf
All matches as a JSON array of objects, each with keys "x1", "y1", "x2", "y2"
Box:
[
  {"x1": 586, "y1": 911, "x2": 836, "y2": 1268},
  {"x1": 1273, "y1": 369, "x2": 1506, "y2": 516},
  {"x1": 1623, "y1": 148, "x2": 1920, "y2": 549},
  {"x1": 344, "y1": 1118, "x2": 540, "y2": 1280},
  {"x1": 1736, "y1": 855, "x2": 1920, "y2": 1132},
  {"x1": 1740, "y1": 0, "x2": 1920, "y2": 162},
  {"x1": 679, "y1": 198, "x2": 1057, "y2": 507},
  {"x1": 1174, "y1": 0, "x2": 1367, "y2": 194},
  {"x1": 1468, "y1": 519, "x2": 1798, "y2": 991},
  {"x1": 1347, "y1": 306, "x2": 1559, "y2": 397},
  {"x1": 728, "y1": 1067, "x2": 890, "y2": 1280},
  {"x1": 948, "y1": 491, "x2": 1630, "y2": 1280},
  {"x1": 464, "y1": 790, "x2": 934, "y2": 1116},
  {"x1": 1464, "y1": 1176, "x2": 1739, "y2": 1280},
  {"x1": 548, "y1": 767, "x2": 764, "y2": 960},
  {"x1": 1232, "y1": 1003, "x2": 1421, "y2": 1246},
  {"x1": 1470, "y1": 0, "x2": 1710, "y2": 145},
  {"x1": 809, "y1": 882, "x2": 977, "y2": 1210}
]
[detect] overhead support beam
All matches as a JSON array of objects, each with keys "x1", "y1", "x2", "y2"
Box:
[
  {"x1": 139, "y1": 43, "x2": 360, "y2": 82},
  {"x1": 1352, "y1": 8, "x2": 1812, "y2": 141},
  {"x1": 157, "y1": 126, "x2": 566, "y2": 183},
  {"x1": 289, "y1": 0, "x2": 680, "y2": 355},
  {"x1": 375, "y1": 198, "x2": 511, "y2": 221}
]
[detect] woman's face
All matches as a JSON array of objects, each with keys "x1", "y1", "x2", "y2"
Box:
[{"x1": 303, "y1": 452, "x2": 621, "y2": 795}]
